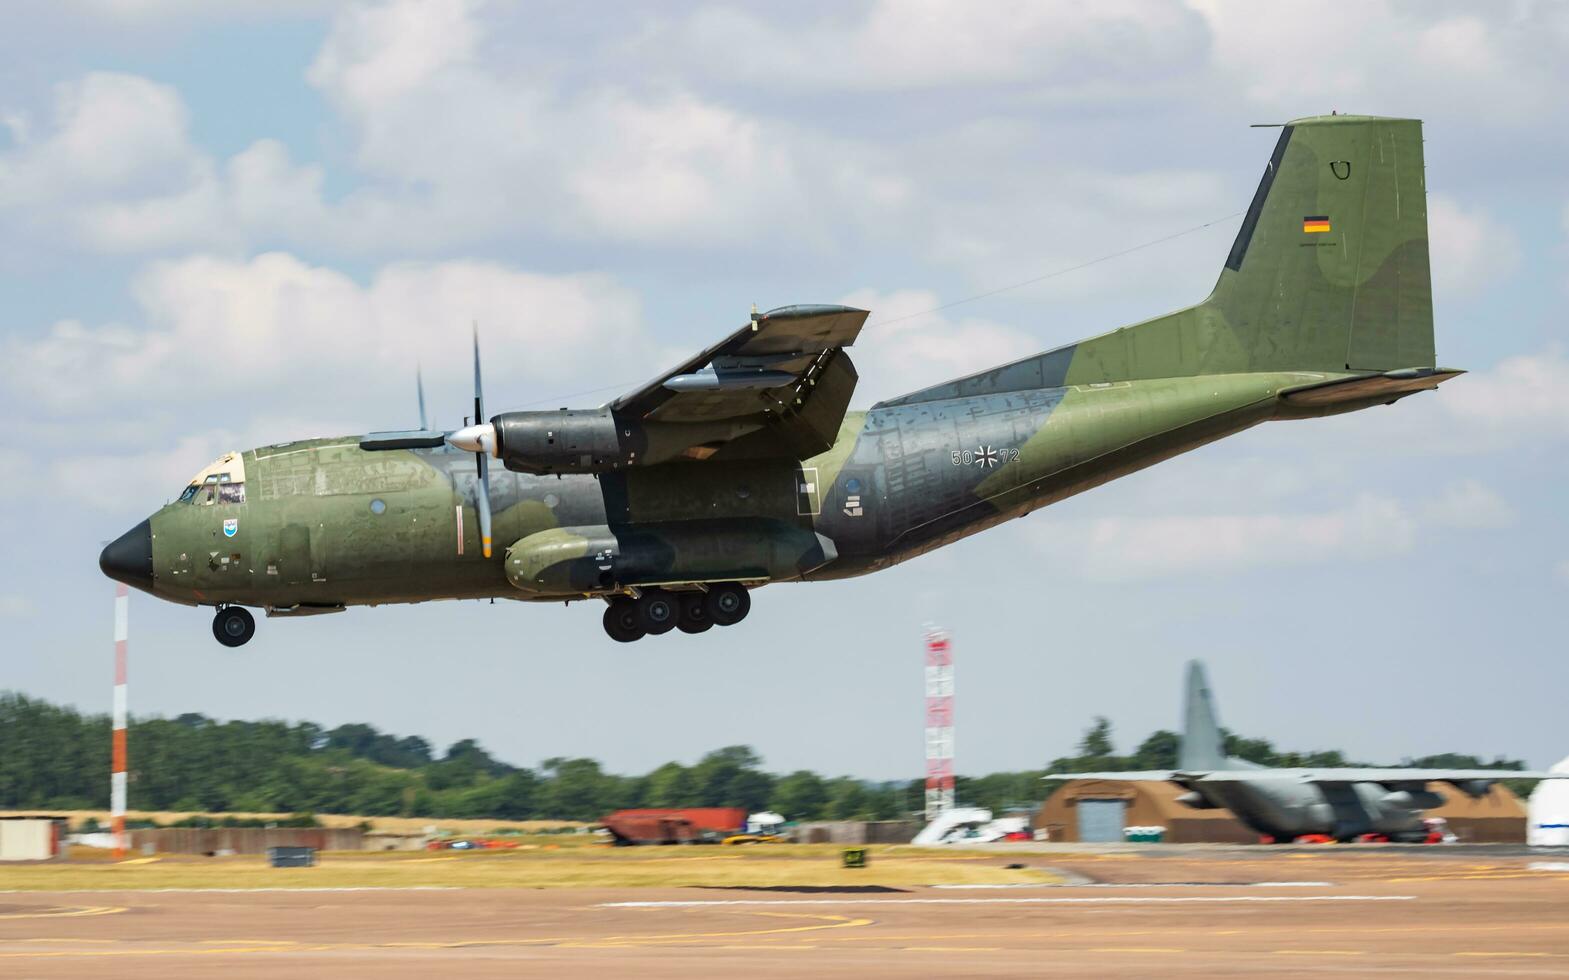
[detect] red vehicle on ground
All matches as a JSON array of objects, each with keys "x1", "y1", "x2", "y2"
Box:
[{"x1": 600, "y1": 808, "x2": 749, "y2": 845}]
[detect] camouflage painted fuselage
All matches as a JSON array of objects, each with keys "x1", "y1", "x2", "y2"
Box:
[
  {"x1": 123, "y1": 114, "x2": 1459, "y2": 614},
  {"x1": 146, "y1": 369, "x2": 1359, "y2": 609}
]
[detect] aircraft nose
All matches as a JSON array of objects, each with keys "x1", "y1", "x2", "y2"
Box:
[{"x1": 100, "y1": 520, "x2": 154, "y2": 591}]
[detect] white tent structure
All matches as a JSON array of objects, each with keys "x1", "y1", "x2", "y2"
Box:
[{"x1": 1528, "y1": 755, "x2": 1569, "y2": 846}]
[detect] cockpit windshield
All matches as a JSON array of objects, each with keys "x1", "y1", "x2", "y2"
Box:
[{"x1": 179, "y1": 452, "x2": 247, "y2": 505}]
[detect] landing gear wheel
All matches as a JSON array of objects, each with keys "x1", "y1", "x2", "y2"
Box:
[
  {"x1": 635, "y1": 591, "x2": 677, "y2": 635},
  {"x1": 676, "y1": 593, "x2": 713, "y2": 634},
  {"x1": 212, "y1": 606, "x2": 256, "y2": 647},
  {"x1": 706, "y1": 583, "x2": 750, "y2": 626},
  {"x1": 602, "y1": 600, "x2": 644, "y2": 643}
]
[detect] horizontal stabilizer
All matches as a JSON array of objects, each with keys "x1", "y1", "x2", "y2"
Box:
[
  {"x1": 1192, "y1": 769, "x2": 1568, "y2": 784},
  {"x1": 1280, "y1": 367, "x2": 1463, "y2": 408}
]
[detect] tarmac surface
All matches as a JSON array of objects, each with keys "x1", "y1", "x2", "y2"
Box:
[{"x1": 4, "y1": 848, "x2": 1568, "y2": 978}]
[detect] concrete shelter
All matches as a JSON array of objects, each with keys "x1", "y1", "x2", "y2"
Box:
[{"x1": 1038, "y1": 779, "x2": 1527, "y2": 843}]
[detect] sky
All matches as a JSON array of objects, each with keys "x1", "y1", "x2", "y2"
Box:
[{"x1": 2, "y1": 0, "x2": 1567, "y2": 781}]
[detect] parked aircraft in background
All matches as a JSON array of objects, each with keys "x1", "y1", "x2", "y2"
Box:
[{"x1": 1048, "y1": 662, "x2": 1567, "y2": 843}]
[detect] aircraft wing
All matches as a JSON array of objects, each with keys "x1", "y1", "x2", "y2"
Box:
[
  {"x1": 610, "y1": 304, "x2": 868, "y2": 459},
  {"x1": 1043, "y1": 771, "x2": 1179, "y2": 781},
  {"x1": 1194, "y1": 769, "x2": 1566, "y2": 784}
]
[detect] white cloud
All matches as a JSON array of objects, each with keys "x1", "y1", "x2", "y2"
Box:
[
  {"x1": 1439, "y1": 349, "x2": 1569, "y2": 440},
  {"x1": 1427, "y1": 194, "x2": 1520, "y2": 296},
  {"x1": 673, "y1": 0, "x2": 1209, "y2": 93},
  {"x1": 565, "y1": 92, "x2": 807, "y2": 243},
  {"x1": 0, "y1": 72, "x2": 200, "y2": 204},
  {"x1": 0, "y1": 449, "x2": 24, "y2": 501},
  {"x1": 58, "y1": 0, "x2": 333, "y2": 19},
  {"x1": 1284, "y1": 348, "x2": 1569, "y2": 459},
  {"x1": 296, "y1": 1, "x2": 838, "y2": 250},
  {"x1": 1189, "y1": 1, "x2": 1558, "y2": 122},
  {"x1": 1034, "y1": 493, "x2": 1415, "y2": 582},
  {"x1": 838, "y1": 288, "x2": 1040, "y2": 403},
  {"x1": 1, "y1": 252, "x2": 650, "y2": 423},
  {"x1": 306, "y1": 0, "x2": 479, "y2": 109},
  {"x1": 1419, "y1": 480, "x2": 1516, "y2": 530},
  {"x1": 0, "y1": 72, "x2": 311, "y2": 254}
]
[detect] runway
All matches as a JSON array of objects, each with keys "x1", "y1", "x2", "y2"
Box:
[{"x1": 3, "y1": 850, "x2": 1567, "y2": 978}]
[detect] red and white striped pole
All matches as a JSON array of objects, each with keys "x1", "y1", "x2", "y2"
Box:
[
  {"x1": 112, "y1": 584, "x2": 129, "y2": 859},
  {"x1": 924, "y1": 627, "x2": 954, "y2": 818}
]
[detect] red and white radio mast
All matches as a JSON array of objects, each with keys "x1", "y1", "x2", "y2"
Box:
[
  {"x1": 111, "y1": 584, "x2": 129, "y2": 859},
  {"x1": 924, "y1": 627, "x2": 954, "y2": 817}
]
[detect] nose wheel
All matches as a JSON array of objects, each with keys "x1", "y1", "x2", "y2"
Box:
[
  {"x1": 602, "y1": 584, "x2": 749, "y2": 641},
  {"x1": 212, "y1": 606, "x2": 256, "y2": 647}
]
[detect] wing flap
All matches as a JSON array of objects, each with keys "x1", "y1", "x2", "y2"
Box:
[{"x1": 611, "y1": 304, "x2": 868, "y2": 460}]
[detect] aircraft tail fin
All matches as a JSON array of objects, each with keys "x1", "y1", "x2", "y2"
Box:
[
  {"x1": 1178, "y1": 660, "x2": 1229, "y2": 771},
  {"x1": 878, "y1": 115, "x2": 1437, "y2": 407},
  {"x1": 1083, "y1": 114, "x2": 1434, "y2": 380}
]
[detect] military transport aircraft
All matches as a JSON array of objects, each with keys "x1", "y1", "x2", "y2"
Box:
[
  {"x1": 100, "y1": 114, "x2": 1462, "y2": 645},
  {"x1": 1047, "y1": 661, "x2": 1567, "y2": 843}
]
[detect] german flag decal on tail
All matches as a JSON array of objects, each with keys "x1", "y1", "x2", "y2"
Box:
[{"x1": 1302, "y1": 215, "x2": 1331, "y2": 233}]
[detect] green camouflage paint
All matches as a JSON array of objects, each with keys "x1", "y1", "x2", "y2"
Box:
[{"x1": 108, "y1": 115, "x2": 1459, "y2": 626}]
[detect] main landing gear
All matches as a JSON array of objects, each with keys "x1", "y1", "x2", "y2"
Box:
[
  {"x1": 212, "y1": 605, "x2": 256, "y2": 647},
  {"x1": 602, "y1": 584, "x2": 750, "y2": 643}
]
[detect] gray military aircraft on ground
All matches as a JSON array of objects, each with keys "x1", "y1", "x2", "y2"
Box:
[
  {"x1": 1048, "y1": 661, "x2": 1566, "y2": 843},
  {"x1": 101, "y1": 114, "x2": 1464, "y2": 645}
]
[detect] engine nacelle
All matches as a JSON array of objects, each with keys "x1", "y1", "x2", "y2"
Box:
[
  {"x1": 504, "y1": 521, "x2": 838, "y2": 595},
  {"x1": 492, "y1": 409, "x2": 630, "y2": 475}
]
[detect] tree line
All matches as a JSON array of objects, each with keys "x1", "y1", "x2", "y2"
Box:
[{"x1": 0, "y1": 695, "x2": 1527, "y2": 822}]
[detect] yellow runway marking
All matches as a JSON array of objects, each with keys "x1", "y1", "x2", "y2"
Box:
[
  {"x1": 17, "y1": 939, "x2": 118, "y2": 944},
  {"x1": 0, "y1": 906, "x2": 126, "y2": 920},
  {"x1": 196, "y1": 939, "x2": 298, "y2": 945},
  {"x1": 1389, "y1": 871, "x2": 1569, "y2": 882}
]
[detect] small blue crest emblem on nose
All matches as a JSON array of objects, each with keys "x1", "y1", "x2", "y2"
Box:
[{"x1": 223, "y1": 518, "x2": 238, "y2": 538}]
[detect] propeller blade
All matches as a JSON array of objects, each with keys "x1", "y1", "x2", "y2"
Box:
[
  {"x1": 476, "y1": 450, "x2": 493, "y2": 559},
  {"x1": 416, "y1": 366, "x2": 429, "y2": 431},
  {"x1": 472, "y1": 325, "x2": 492, "y2": 559},
  {"x1": 472, "y1": 322, "x2": 485, "y2": 424}
]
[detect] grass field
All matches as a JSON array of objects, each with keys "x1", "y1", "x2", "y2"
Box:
[
  {"x1": 0, "y1": 809, "x2": 585, "y2": 835},
  {"x1": 3, "y1": 840, "x2": 1060, "y2": 891}
]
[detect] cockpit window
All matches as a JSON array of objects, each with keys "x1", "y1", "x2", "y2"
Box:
[{"x1": 180, "y1": 453, "x2": 247, "y2": 505}]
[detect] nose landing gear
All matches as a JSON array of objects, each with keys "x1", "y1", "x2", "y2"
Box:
[
  {"x1": 602, "y1": 584, "x2": 750, "y2": 641},
  {"x1": 212, "y1": 606, "x2": 256, "y2": 647}
]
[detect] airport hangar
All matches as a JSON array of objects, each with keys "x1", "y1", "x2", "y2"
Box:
[{"x1": 1038, "y1": 778, "x2": 1530, "y2": 844}]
